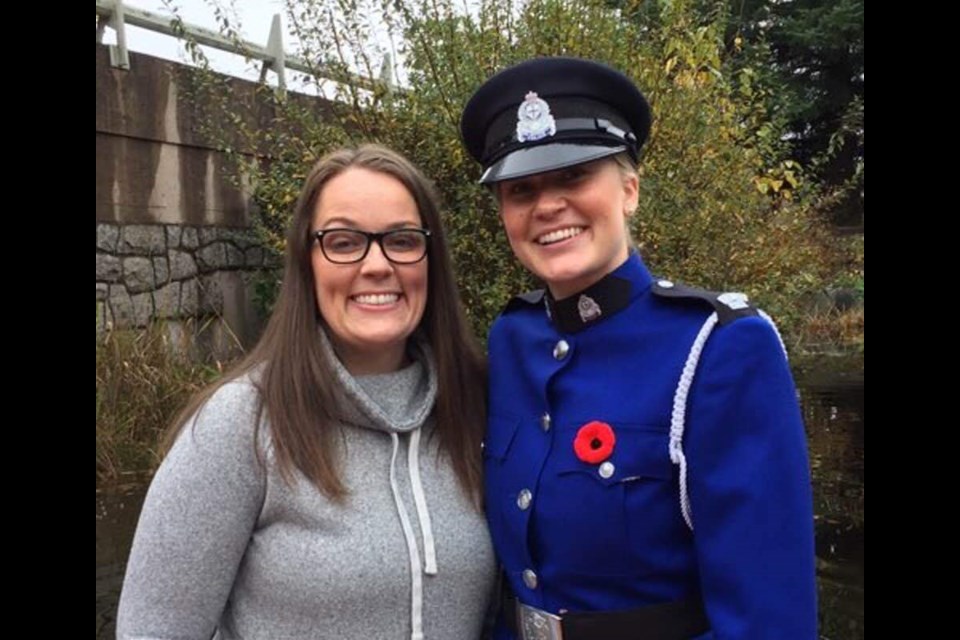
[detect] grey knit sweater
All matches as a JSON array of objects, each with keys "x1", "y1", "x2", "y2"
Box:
[{"x1": 116, "y1": 340, "x2": 496, "y2": 640}]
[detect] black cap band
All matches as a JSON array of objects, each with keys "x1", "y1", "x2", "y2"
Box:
[{"x1": 483, "y1": 116, "x2": 638, "y2": 167}]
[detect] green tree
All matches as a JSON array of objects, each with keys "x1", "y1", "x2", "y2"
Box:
[
  {"x1": 171, "y1": 0, "x2": 859, "y2": 351},
  {"x1": 727, "y1": 0, "x2": 864, "y2": 227}
]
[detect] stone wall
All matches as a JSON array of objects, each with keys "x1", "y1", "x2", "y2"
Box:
[{"x1": 96, "y1": 221, "x2": 276, "y2": 351}]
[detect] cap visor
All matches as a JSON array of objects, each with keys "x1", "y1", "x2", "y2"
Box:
[{"x1": 479, "y1": 143, "x2": 627, "y2": 184}]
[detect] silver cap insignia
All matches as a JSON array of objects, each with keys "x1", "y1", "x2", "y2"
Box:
[{"x1": 516, "y1": 92, "x2": 557, "y2": 142}]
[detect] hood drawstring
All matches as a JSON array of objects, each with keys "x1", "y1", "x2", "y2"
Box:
[
  {"x1": 408, "y1": 428, "x2": 438, "y2": 575},
  {"x1": 388, "y1": 427, "x2": 438, "y2": 640}
]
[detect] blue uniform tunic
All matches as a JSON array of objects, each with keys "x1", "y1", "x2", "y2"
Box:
[{"x1": 485, "y1": 253, "x2": 817, "y2": 638}]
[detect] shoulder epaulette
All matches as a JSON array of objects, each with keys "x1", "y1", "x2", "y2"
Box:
[
  {"x1": 651, "y1": 278, "x2": 758, "y2": 325},
  {"x1": 503, "y1": 288, "x2": 545, "y2": 314}
]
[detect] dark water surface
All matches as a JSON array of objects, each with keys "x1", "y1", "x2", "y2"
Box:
[
  {"x1": 96, "y1": 479, "x2": 148, "y2": 638},
  {"x1": 804, "y1": 375, "x2": 864, "y2": 639},
  {"x1": 96, "y1": 379, "x2": 864, "y2": 639}
]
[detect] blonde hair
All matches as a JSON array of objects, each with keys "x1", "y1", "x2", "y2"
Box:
[{"x1": 612, "y1": 151, "x2": 638, "y2": 177}]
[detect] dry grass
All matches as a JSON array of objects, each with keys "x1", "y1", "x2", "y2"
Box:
[
  {"x1": 797, "y1": 306, "x2": 864, "y2": 355},
  {"x1": 96, "y1": 322, "x2": 229, "y2": 483}
]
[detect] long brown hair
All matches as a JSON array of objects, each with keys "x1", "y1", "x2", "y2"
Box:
[{"x1": 165, "y1": 144, "x2": 486, "y2": 505}]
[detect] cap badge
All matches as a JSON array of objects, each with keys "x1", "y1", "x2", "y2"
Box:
[
  {"x1": 516, "y1": 91, "x2": 557, "y2": 142},
  {"x1": 717, "y1": 292, "x2": 750, "y2": 310},
  {"x1": 577, "y1": 294, "x2": 602, "y2": 323}
]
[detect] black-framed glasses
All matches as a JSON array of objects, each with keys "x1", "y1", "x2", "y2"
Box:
[{"x1": 312, "y1": 227, "x2": 431, "y2": 264}]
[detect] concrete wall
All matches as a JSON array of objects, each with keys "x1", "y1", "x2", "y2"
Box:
[{"x1": 96, "y1": 44, "x2": 281, "y2": 351}]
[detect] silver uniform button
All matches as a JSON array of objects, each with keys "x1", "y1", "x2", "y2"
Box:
[
  {"x1": 658, "y1": 279, "x2": 674, "y2": 288},
  {"x1": 517, "y1": 489, "x2": 532, "y2": 510},
  {"x1": 540, "y1": 413, "x2": 552, "y2": 432},
  {"x1": 522, "y1": 569, "x2": 538, "y2": 589},
  {"x1": 553, "y1": 339, "x2": 570, "y2": 360},
  {"x1": 598, "y1": 461, "x2": 615, "y2": 479}
]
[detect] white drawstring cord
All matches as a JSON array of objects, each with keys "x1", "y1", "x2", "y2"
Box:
[
  {"x1": 389, "y1": 432, "x2": 425, "y2": 640},
  {"x1": 408, "y1": 427, "x2": 438, "y2": 575}
]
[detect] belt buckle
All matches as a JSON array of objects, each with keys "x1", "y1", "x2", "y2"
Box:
[{"x1": 516, "y1": 601, "x2": 563, "y2": 640}]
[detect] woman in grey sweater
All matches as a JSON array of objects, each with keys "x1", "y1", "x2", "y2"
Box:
[{"x1": 117, "y1": 144, "x2": 496, "y2": 640}]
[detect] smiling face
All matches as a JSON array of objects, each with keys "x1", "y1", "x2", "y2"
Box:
[
  {"x1": 310, "y1": 167, "x2": 428, "y2": 374},
  {"x1": 495, "y1": 158, "x2": 639, "y2": 299}
]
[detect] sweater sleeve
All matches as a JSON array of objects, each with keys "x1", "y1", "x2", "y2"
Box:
[
  {"x1": 116, "y1": 380, "x2": 268, "y2": 640},
  {"x1": 685, "y1": 316, "x2": 817, "y2": 639}
]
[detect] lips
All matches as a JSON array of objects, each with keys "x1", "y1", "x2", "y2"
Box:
[
  {"x1": 536, "y1": 226, "x2": 585, "y2": 245},
  {"x1": 351, "y1": 293, "x2": 401, "y2": 305}
]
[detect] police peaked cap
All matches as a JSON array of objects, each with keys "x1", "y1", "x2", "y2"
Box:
[{"x1": 460, "y1": 57, "x2": 652, "y2": 184}]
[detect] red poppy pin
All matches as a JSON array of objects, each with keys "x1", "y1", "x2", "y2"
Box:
[{"x1": 573, "y1": 421, "x2": 616, "y2": 464}]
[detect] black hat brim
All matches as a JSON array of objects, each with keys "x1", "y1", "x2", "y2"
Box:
[{"x1": 479, "y1": 143, "x2": 627, "y2": 185}]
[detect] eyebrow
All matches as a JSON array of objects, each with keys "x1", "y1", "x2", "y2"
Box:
[{"x1": 319, "y1": 217, "x2": 422, "y2": 230}]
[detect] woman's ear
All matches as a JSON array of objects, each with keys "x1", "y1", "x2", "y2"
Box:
[{"x1": 622, "y1": 171, "x2": 639, "y2": 217}]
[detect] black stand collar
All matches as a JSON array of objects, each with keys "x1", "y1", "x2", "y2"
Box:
[{"x1": 545, "y1": 271, "x2": 633, "y2": 333}]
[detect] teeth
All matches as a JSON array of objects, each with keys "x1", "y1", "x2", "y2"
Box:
[
  {"x1": 353, "y1": 293, "x2": 400, "y2": 306},
  {"x1": 537, "y1": 227, "x2": 584, "y2": 245}
]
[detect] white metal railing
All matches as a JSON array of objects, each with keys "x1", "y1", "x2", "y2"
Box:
[{"x1": 95, "y1": 0, "x2": 392, "y2": 95}]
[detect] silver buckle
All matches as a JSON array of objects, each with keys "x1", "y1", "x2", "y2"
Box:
[{"x1": 517, "y1": 602, "x2": 564, "y2": 640}]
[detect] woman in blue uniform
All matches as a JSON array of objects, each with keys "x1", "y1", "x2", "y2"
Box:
[{"x1": 460, "y1": 57, "x2": 817, "y2": 639}]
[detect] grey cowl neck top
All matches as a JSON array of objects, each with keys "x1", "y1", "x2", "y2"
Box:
[{"x1": 319, "y1": 328, "x2": 441, "y2": 640}]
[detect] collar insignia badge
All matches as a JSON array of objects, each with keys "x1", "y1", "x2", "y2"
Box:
[{"x1": 578, "y1": 294, "x2": 602, "y2": 323}]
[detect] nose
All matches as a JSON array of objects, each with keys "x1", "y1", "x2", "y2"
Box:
[
  {"x1": 532, "y1": 186, "x2": 565, "y2": 219},
  {"x1": 359, "y1": 239, "x2": 394, "y2": 276}
]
